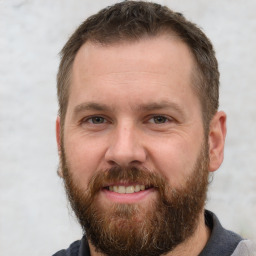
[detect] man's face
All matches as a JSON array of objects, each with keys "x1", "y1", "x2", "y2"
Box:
[{"x1": 59, "y1": 36, "x2": 210, "y2": 255}]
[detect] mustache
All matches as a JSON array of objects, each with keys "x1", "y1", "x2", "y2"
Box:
[{"x1": 86, "y1": 165, "x2": 168, "y2": 198}]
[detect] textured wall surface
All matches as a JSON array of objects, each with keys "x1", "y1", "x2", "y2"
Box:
[{"x1": 0, "y1": 0, "x2": 255, "y2": 255}]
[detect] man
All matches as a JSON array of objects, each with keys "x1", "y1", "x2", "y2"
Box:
[{"x1": 53, "y1": 1, "x2": 256, "y2": 256}]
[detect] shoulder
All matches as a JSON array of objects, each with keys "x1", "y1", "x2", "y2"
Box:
[
  {"x1": 52, "y1": 239, "x2": 81, "y2": 256},
  {"x1": 231, "y1": 240, "x2": 256, "y2": 256},
  {"x1": 52, "y1": 236, "x2": 90, "y2": 256},
  {"x1": 199, "y1": 210, "x2": 243, "y2": 256}
]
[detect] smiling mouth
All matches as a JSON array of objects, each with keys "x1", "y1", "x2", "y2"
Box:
[{"x1": 105, "y1": 184, "x2": 152, "y2": 194}]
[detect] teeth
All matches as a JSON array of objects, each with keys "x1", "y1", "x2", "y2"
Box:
[
  {"x1": 140, "y1": 185, "x2": 145, "y2": 191},
  {"x1": 125, "y1": 186, "x2": 134, "y2": 194},
  {"x1": 134, "y1": 185, "x2": 140, "y2": 192},
  {"x1": 108, "y1": 185, "x2": 147, "y2": 194},
  {"x1": 118, "y1": 186, "x2": 126, "y2": 194}
]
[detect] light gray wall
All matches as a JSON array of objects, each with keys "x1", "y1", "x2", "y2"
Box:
[{"x1": 0, "y1": 0, "x2": 255, "y2": 255}]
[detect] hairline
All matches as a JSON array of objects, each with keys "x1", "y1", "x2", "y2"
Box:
[{"x1": 59, "y1": 32, "x2": 213, "y2": 134}]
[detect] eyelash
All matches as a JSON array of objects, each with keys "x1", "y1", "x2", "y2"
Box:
[
  {"x1": 81, "y1": 116, "x2": 108, "y2": 125},
  {"x1": 148, "y1": 115, "x2": 170, "y2": 124},
  {"x1": 81, "y1": 115, "x2": 173, "y2": 125}
]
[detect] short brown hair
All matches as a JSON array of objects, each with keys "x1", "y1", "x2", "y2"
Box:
[{"x1": 57, "y1": 1, "x2": 219, "y2": 130}]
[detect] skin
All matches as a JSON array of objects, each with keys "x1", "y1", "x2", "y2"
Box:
[{"x1": 56, "y1": 35, "x2": 226, "y2": 256}]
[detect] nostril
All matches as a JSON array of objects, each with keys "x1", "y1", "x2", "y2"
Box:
[
  {"x1": 107, "y1": 159, "x2": 118, "y2": 166},
  {"x1": 130, "y1": 160, "x2": 143, "y2": 165}
]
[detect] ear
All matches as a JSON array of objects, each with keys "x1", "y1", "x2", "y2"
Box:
[
  {"x1": 56, "y1": 116, "x2": 63, "y2": 177},
  {"x1": 56, "y1": 116, "x2": 61, "y2": 150},
  {"x1": 208, "y1": 111, "x2": 227, "y2": 172}
]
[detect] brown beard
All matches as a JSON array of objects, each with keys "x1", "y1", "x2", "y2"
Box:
[{"x1": 61, "y1": 142, "x2": 209, "y2": 256}]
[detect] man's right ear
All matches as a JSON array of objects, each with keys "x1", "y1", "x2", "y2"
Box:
[{"x1": 56, "y1": 116, "x2": 63, "y2": 178}]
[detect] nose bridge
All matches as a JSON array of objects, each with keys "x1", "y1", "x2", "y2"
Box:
[{"x1": 105, "y1": 119, "x2": 146, "y2": 166}]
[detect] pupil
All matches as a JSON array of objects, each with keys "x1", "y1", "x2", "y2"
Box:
[
  {"x1": 154, "y1": 116, "x2": 166, "y2": 123},
  {"x1": 93, "y1": 117, "x2": 103, "y2": 123}
]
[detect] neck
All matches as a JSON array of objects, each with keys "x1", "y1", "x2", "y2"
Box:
[
  {"x1": 89, "y1": 210, "x2": 210, "y2": 256},
  {"x1": 165, "y1": 211, "x2": 210, "y2": 256}
]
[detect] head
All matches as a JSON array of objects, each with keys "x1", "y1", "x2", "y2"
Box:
[
  {"x1": 56, "y1": 1, "x2": 226, "y2": 256},
  {"x1": 57, "y1": 1, "x2": 219, "y2": 132}
]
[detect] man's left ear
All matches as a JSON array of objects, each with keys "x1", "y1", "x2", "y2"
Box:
[
  {"x1": 56, "y1": 116, "x2": 64, "y2": 178},
  {"x1": 208, "y1": 111, "x2": 227, "y2": 172}
]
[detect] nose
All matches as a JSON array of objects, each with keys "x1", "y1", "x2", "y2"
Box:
[{"x1": 105, "y1": 122, "x2": 147, "y2": 167}]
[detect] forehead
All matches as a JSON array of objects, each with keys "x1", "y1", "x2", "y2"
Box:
[
  {"x1": 73, "y1": 35, "x2": 195, "y2": 78},
  {"x1": 69, "y1": 35, "x2": 199, "y2": 112}
]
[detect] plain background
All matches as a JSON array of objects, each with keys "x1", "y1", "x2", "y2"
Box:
[{"x1": 0, "y1": 0, "x2": 256, "y2": 255}]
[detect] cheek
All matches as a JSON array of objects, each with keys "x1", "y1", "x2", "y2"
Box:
[
  {"x1": 148, "y1": 137, "x2": 199, "y2": 187},
  {"x1": 63, "y1": 136, "x2": 106, "y2": 185}
]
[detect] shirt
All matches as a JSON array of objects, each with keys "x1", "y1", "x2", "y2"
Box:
[{"x1": 52, "y1": 210, "x2": 244, "y2": 256}]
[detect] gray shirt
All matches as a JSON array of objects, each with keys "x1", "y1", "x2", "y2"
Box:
[{"x1": 53, "y1": 210, "x2": 255, "y2": 256}]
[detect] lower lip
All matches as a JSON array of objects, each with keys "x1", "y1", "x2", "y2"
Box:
[{"x1": 102, "y1": 188, "x2": 155, "y2": 203}]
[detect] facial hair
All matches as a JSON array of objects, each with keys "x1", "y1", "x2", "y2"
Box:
[{"x1": 61, "y1": 142, "x2": 209, "y2": 256}]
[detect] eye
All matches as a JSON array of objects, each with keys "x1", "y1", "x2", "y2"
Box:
[
  {"x1": 149, "y1": 115, "x2": 169, "y2": 124},
  {"x1": 87, "y1": 116, "x2": 106, "y2": 124}
]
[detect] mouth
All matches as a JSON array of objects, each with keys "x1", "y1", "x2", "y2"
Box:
[
  {"x1": 101, "y1": 183, "x2": 155, "y2": 203},
  {"x1": 105, "y1": 184, "x2": 152, "y2": 194}
]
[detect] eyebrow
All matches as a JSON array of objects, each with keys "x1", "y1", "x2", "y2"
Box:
[
  {"x1": 136, "y1": 101, "x2": 184, "y2": 114},
  {"x1": 73, "y1": 102, "x2": 111, "y2": 115},
  {"x1": 73, "y1": 100, "x2": 185, "y2": 116}
]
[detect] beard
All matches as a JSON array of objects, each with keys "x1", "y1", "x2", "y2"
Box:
[{"x1": 61, "y1": 142, "x2": 209, "y2": 256}]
